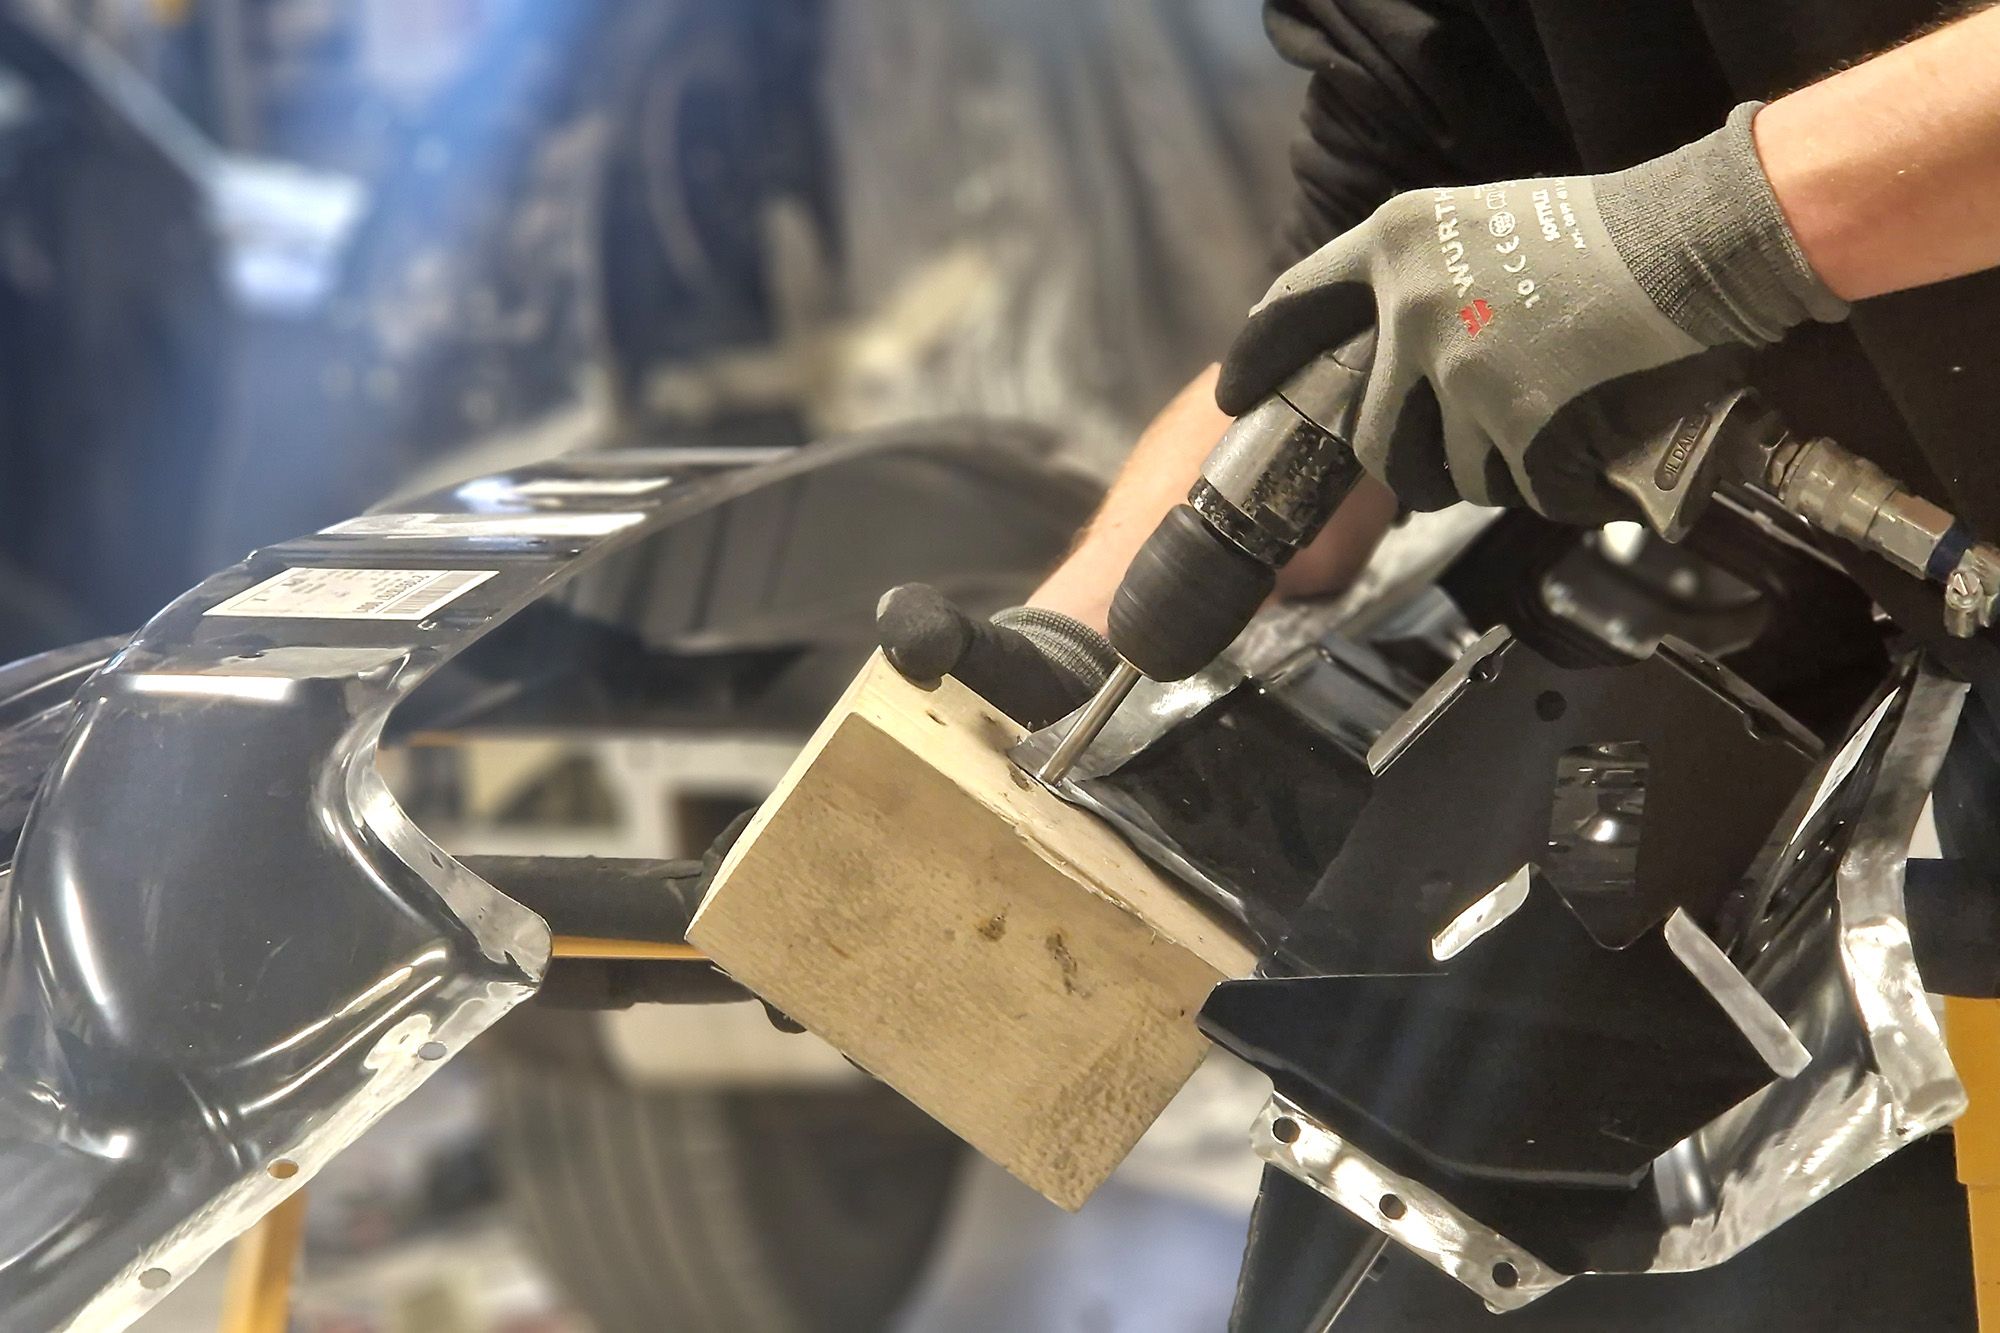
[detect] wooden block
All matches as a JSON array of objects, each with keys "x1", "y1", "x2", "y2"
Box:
[{"x1": 689, "y1": 651, "x2": 1257, "y2": 1209}]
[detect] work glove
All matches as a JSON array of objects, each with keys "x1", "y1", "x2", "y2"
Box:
[
  {"x1": 1216, "y1": 103, "x2": 1848, "y2": 526},
  {"x1": 875, "y1": 583, "x2": 1115, "y2": 730}
]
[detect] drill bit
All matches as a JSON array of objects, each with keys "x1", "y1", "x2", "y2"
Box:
[{"x1": 1036, "y1": 660, "x2": 1142, "y2": 785}]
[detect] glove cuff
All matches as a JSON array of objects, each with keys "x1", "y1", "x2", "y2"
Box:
[
  {"x1": 1599, "y1": 101, "x2": 1849, "y2": 348},
  {"x1": 990, "y1": 606, "x2": 1116, "y2": 694}
]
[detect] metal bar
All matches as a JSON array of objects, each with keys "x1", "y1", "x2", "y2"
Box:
[
  {"x1": 1307, "y1": 1232, "x2": 1388, "y2": 1331},
  {"x1": 217, "y1": 1189, "x2": 306, "y2": 1333},
  {"x1": 457, "y1": 855, "x2": 702, "y2": 946},
  {"x1": 1037, "y1": 660, "x2": 1142, "y2": 785}
]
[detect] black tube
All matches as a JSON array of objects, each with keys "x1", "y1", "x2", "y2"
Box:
[{"x1": 460, "y1": 854, "x2": 704, "y2": 943}]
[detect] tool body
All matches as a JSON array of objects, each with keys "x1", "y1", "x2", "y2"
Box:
[
  {"x1": 1041, "y1": 368, "x2": 2000, "y2": 786},
  {"x1": 1039, "y1": 341, "x2": 1373, "y2": 784}
]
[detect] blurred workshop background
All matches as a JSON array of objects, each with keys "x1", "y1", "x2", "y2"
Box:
[{"x1": 0, "y1": 0, "x2": 1313, "y2": 1328}]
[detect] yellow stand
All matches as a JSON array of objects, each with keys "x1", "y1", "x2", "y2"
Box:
[
  {"x1": 1947, "y1": 997, "x2": 2000, "y2": 1330},
  {"x1": 218, "y1": 1190, "x2": 306, "y2": 1333},
  {"x1": 210, "y1": 937, "x2": 703, "y2": 1330},
  {"x1": 549, "y1": 935, "x2": 705, "y2": 961}
]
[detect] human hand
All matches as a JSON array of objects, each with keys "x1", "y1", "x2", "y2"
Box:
[
  {"x1": 875, "y1": 584, "x2": 1115, "y2": 729},
  {"x1": 1217, "y1": 105, "x2": 1844, "y2": 526}
]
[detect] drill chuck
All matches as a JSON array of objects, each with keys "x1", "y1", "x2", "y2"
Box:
[
  {"x1": 1107, "y1": 341, "x2": 1371, "y2": 682},
  {"x1": 1108, "y1": 504, "x2": 1276, "y2": 681}
]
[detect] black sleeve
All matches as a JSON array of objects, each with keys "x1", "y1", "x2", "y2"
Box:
[{"x1": 1266, "y1": 0, "x2": 1574, "y2": 264}]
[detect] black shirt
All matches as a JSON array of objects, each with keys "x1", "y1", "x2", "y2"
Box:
[
  {"x1": 1257, "y1": 11, "x2": 1995, "y2": 1324},
  {"x1": 1266, "y1": 0, "x2": 2000, "y2": 538}
]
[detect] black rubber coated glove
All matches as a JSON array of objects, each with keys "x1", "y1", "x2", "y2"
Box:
[{"x1": 875, "y1": 583, "x2": 1115, "y2": 730}]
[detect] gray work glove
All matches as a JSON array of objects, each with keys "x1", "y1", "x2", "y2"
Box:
[
  {"x1": 876, "y1": 583, "x2": 1114, "y2": 730},
  {"x1": 1216, "y1": 103, "x2": 1848, "y2": 526}
]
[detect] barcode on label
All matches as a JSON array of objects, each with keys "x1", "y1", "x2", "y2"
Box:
[{"x1": 207, "y1": 567, "x2": 499, "y2": 621}]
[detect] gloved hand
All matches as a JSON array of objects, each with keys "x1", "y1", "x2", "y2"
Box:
[
  {"x1": 875, "y1": 583, "x2": 1115, "y2": 729},
  {"x1": 1216, "y1": 103, "x2": 1848, "y2": 526}
]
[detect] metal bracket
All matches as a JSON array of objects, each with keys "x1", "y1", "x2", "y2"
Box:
[{"x1": 1249, "y1": 1095, "x2": 1568, "y2": 1313}]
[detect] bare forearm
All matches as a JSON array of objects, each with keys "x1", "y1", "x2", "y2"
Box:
[
  {"x1": 1030, "y1": 368, "x2": 1231, "y2": 630},
  {"x1": 1757, "y1": 6, "x2": 2000, "y2": 301},
  {"x1": 1030, "y1": 364, "x2": 1396, "y2": 632}
]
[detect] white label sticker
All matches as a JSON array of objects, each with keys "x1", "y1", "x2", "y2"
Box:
[
  {"x1": 512, "y1": 476, "x2": 671, "y2": 497},
  {"x1": 322, "y1": 512, "x2": 644, "y2": 538},
  {"x1": 207, "y1": 567, "x2": 498, "y2": 621}
]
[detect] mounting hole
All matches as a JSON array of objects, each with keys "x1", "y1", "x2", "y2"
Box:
[
  {"x1": 139, "y1": 1268, "x2": 172, "y2": 1291},
  {"x1": 1270, "y1": 1116, "x2": 1301, "y2": 1145},
  {"x1": 1378, "y1": 1193, "x2": 1406, "y2": 1220},
  {"x1": 267, "y1": 1158, "x2": 299, "y2": 1180},
  {"x1": 1534, "y1": 690, "x2": 1567, "y2": 721},
  {"x1": 417, "y1": 1040, "x2": 448, "y2": 1062},
  {"x1": 1469, "y1": 657, "x2": 1501, "y2": 684},
  {"x1": 1491, "y1": 1261, "x2": 1520, "y2": 1289}
]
